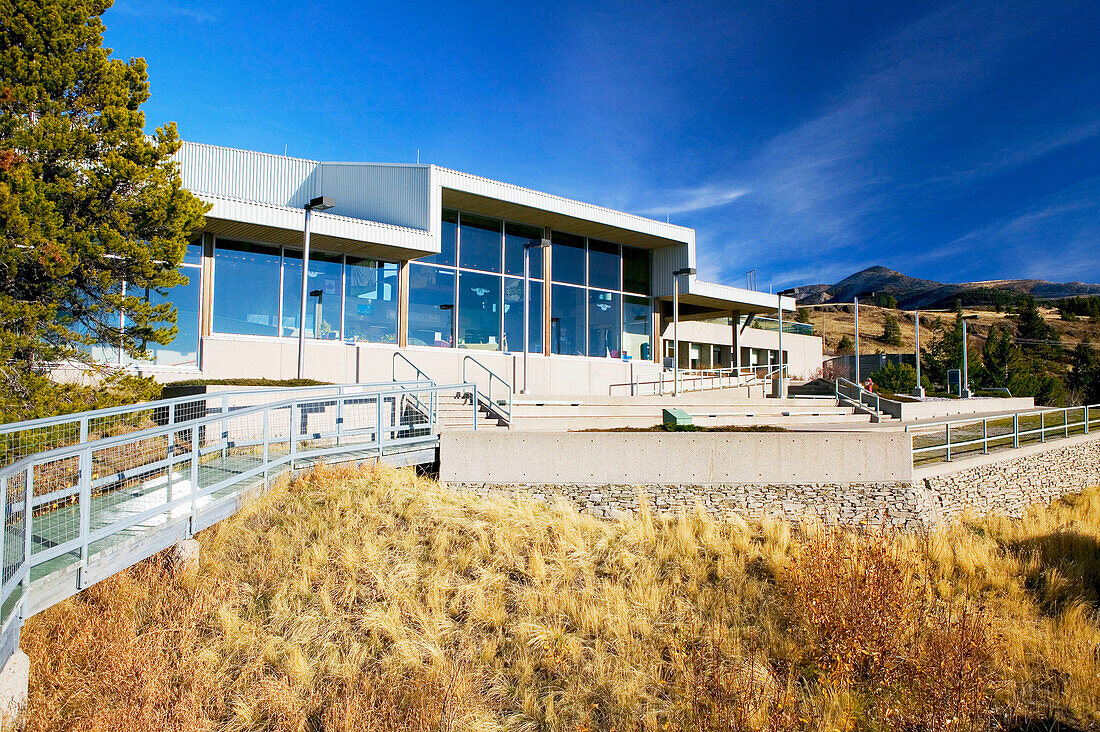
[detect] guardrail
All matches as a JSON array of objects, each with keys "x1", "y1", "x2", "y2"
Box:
[
  {"x1": 0, "y1": 380, "x2": 426, "y2": 467},
  {"x1": 835, "y1": 377, "x2": 890, "y2": 419},
  {"x1": 0, "y1": 381, "x2": 463, "y2": 671},
  {"x1": 461, "y1": 355, "x2": 512, "y2": 425},
  {"x1": 609, "y1": 364, "x2": 788, "y2": 397},
  {"x1": 906, "y1": 404, "x2": 1100, "y2": 465}
]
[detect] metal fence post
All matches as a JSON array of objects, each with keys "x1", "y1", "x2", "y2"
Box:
[
  {"x1": 472, "y1": 385, "x2": 479, "y2": 431},
  {"x1": 289, "y1": 402, "x2": 299, "y2": 469},
  {"x1": 262, "y1": 408, "x2": 270, "y2": 486},
  {"x1": 189, "y1": 425, "x2": 199, "y2": 532},
  {"x1": 336, "y1": 394, "x2": 344, "y2": 447},
  {"x1": 221, "y1": 394, "x2": 230, "y2": 459},
  {"x1": 1040, "y1": 411, "x2": 1045, "y2": 443},
  {"x1": 0, "y1": 477, "x2": 7, "y2": 593},
  {"x1": 1086, "y1": 405, "x2": 1090, "y2": 435},
  {"x1": 375, "y1": 393, "x2": 384, "y2": 452},
  {"x1": 1065, "y1": 408, "x2": 1070, "y2": 438},
  {"x1": 945, "y1": 423, "x2": 951, "y2": 461},
  {"x1": 77, "y1": 448, "x2": 92, "y2": 588},
  {"x1": 1013, "y1": 413, "x2": 1019, "y2": 448},
  {"x1": 982, "y1": 419, "x2": 988, "y2": 454},
  {"x1": 22, "y1": 465, "x2": 33, "y2": 620}
]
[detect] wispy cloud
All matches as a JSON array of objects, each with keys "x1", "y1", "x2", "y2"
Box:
[
  {"x1": 109, "y1": 0, "x2": 219, "y2": 23},
  {"x1": 636, "y1": 185, "x2": 748, "y2": 217}
]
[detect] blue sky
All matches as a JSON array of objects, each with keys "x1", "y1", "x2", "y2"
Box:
[{"x1": 104, "y1": 0, "x2": 1100, "y2": 291}]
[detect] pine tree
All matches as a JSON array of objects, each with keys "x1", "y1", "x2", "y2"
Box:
[
  {"x1": 837, "y1": 335, "x2": 854, "y2": 355},
  {"x1": 882, "y1": 313, "x2": 902, "y2": 346},
  {"x1": 0, "y1": 0, "x2": 207, "y2": 416},
  {"x1": 1014, "y1": 296, "x2": 1060, "y2": 356}
]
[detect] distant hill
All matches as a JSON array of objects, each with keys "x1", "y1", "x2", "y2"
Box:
[{"x1": 783, "y1": 266, "x2": 1100, "y2": 310}]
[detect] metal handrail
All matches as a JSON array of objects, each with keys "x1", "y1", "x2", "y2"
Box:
[
  {"x1": 461, "y1": 355, "x2": 512, "y2": 424},
  {"x1": 391, "y1": 351, "x2": 433, "y2": 384},
  {"x1": 835, "y1": 377, "x2": 886, "y2": 417},
  {"x1": 0, "y1": 381, "x2": 470, "y2": 671},
  {"x1": 906, "y1": 403, "x2": 1100, "y2": 463},
  {"x1": 609, "y1": 363, "x2": 787, "y2": 396},
  {"x1": 0, "y1": 379, "x2": 429, "y2": 467}
]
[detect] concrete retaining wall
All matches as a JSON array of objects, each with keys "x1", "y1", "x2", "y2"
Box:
[{"x1": 440, "y1": 430, "x2": 1100, "y2": 530}]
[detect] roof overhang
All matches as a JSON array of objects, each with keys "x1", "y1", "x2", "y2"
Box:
[
  {"x1": 658, "y1": 278, "x2": 797, "y2": 316},
  {"x1": 197, "y1": 193, "x2": 437, "y2": 261},
  {"x1": 436, "y1": 167, "x2": 692, "y2": 251}
]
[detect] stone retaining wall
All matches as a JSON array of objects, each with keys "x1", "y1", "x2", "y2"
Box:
[
  {"x1": 447, "y1": 481, "x2": 941, "y2": 530},
  {"x1": 918, "y1": 433, "x2": 1100, "y2": 519}
]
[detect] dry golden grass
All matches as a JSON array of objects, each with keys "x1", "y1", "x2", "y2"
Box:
[{"x1": 20, "y1": 464, "x2": 1100, "y2": 731}]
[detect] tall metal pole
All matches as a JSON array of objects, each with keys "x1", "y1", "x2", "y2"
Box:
[
  {"x1": 913, "y1": 310, "x2": 924, "y2": 397},
  {"x1": 522, "y1": 244, "x2": 530, "y2": 394},
  {"x1": 673, "y1": 275, "x2": 680, "y2": 397},
  {"x1": 777, "y1": 300, "x2": 785, "y2": 397},
  {"x1": 297, "y1": 207, "x2": 312, "y2": 380},
  {"x1": 961, "y1": 318, "x2": 970, "y2": 398},
  {"x1": 854, "y1": 296, "x2": 860, "y2": 385}
]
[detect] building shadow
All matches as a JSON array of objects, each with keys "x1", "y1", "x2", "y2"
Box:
[{"x1": 1007, "y1": 531, "x2": 1100, "y2": 615}]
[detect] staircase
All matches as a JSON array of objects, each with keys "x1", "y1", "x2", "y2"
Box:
[{"x1": 435, "y1": 392, "x2": 510, "y2": 431}]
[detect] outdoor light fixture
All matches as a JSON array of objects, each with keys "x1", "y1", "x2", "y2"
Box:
[
  {"x1": 297, "y1": 196, "x2": 335, "y2": 379},
  {"x1": 671, "y1": 268, "x2": 696, "y2": 396}
]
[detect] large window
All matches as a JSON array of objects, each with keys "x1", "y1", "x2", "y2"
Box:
[
  {"x1": 588, "y1": 239, "x2": 620, "y2": 291},
  {"x1": 623, "y1": 246, "x2": 651, "y2": 295},
  {"x1": 345, "y1": 258, "x2": 398, "y2": 343},
  {"x1": 588, "y1": 290, "x2": 621, "y2": 357},
  {"x1": 458, "y1": 270, "x2": 502, "y2": 349},
  {"x1": 504, "y1": 278, "x2": 542, "y2": 353},
  {"x1": 504, "y1": 222, "x2": 543, "y2": 277},
  {"x1": 459, "y1": 214, "x2": 502, "y2": 273},
  {"x1": 551, "y1": 231, "x2": 585, "y2": 285},
  {"x1": 623, "y1": 295, "x2": 652, "y2": 361},
  {"x1": 421, "y1": 209, "x2": 458, "y2": 266},
  {"x1": 213, "y1": 240, "x2": 281, "y2": 336},
  {"x1": 282, "y1": 250, "x2": 343, "y2": 339},
  {"x1": 408, "y1": 264, "x2": 455, "y2": 347},
  {"x1": 128, "y1": 274, "x2": 202, "y2": 367},
  {"x1": 550, "y1": 284, "x2": 585, "y2": 356}
]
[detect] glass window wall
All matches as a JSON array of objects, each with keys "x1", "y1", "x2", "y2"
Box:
[
  {"x1": 345, "y1": 257, "x2": 398, "y2": 344},
  {"x1": 623, "y1": 246, "x2": 651, "y2": 295},
  {"x1": 213, "y1": 240, "x2": 281, "y2": 336},
  {"x1": 623, "y1": 295, "x2": 652, "y2": 361},
  {"x1": 550, "y1": 284, "x2": 585, "y2": 355},
  {"x1": 588, "y1": 290, "x2": 621, "y2": 357},
  {"x1": 457, "y1": 270, "x2": 502, "y2": 350},
  {"x1": 459, "y1": 213, "x2": 502, "y2": 273},
  {"x1": 551, "y1": 231, "x2": 585, "y2": 285},
  {"x1": 504, "y1": 222, "x2": 543, "y2": 277},
  {"x1": 588, "y1": 239, "x2": 620, "y2": 291},
  {"x1": 281, "y1": 250, "x2": 343, "y2": 339},
  {"x1": 408, "y1": 264, "x2": 455, "y2": 347},
  {"x1": 130, "y1": 272, "x2": 202, "y2": 367},
  {"x1": 504, "y1": 277, "x2": 542, "y2": 353},
  {"x1": 421, "y1": 209, "x2": 458, "y2": 266}
]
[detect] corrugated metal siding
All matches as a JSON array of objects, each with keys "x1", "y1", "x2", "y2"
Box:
[
  {"x1": 651, "y1": 244, "x2": 693, "y2": 297},
  {"x1": 317, "y1": 163, "x2": 431, "y2": 231},
  {"x1": 177, "y1": 141, "x2": 319, "y2": 208}
]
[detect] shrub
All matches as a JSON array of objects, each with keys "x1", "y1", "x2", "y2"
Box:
[{"x1": 872, "y1": 361, "x2": 917, "y2": 393}]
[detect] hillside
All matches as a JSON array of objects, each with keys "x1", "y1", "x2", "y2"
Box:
[
  {"x1": 19, "y1": 464, "x2": 1100, "y2": 731},
  {"x1": 786, "y1": 266, "x2": 1100, "y2": 310}
]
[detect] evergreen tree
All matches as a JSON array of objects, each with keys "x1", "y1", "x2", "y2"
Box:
[
  {"x1": 881, "y1": 313, "x2": 902, "y2": 346},
  {"x1": 1068, "y1": 341, "x2": 1100, "y2": 404},
  {"x1": 837, "y1": 335, "x2": 855, "y2": 355},
  {"x1": 1014, "y1": 296, "x2": 1060, "y2": 357},
  {"x1": 796, "y1": 307, "x2": 811, "y2": 324},
  {"x1": 0, "y1": 0, "x2": 207, "y2": 417}
]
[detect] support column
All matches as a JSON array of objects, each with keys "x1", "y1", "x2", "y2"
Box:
[
  {"x1": 397, "y1": 260, "x2": 410, "y2": 348},
  {"x1": 542, "y1": 227, "x2": 552, "y2": 356},
  {"x1": 731, "y1": 310, "x2": 741, "y2": 370},
  {"x1": 200, "y1": 232, "x2": 215, "y2": 337}
]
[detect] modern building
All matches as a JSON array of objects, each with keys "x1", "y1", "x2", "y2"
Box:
[{"x1": 109, "y1": 141, "x2": 821, "y2": 393}]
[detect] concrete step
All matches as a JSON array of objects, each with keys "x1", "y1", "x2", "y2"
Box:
[{"x1": 509, "y1": 412, "x2": 872, "y2": 431}]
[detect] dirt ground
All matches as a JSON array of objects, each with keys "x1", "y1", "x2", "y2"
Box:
[{"x1": 806, "y1": 303, "x2": 1100, "y2": 356}]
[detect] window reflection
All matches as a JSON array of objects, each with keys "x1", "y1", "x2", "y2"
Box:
[
  {"x1": 551, "y1": 231, "x2": 585, "y2": 286},
  {"x1": 282, "y1": 250, "x2": 343, "y2": 339},
  {"x1": 458, "y1": 271, "x2": 501, "y2": 349},
  {"x1": 126, "y1": 272, "x2": 202, "y2": 367},
  {"x1": 422, "y1": 209, "x2": 458, "y2": 266},
  {"x1": 504, "y1": 277, "x2": 542, "y2": 353},
  {"x1": 504, "y1": 222, "x2": 543, "y2": 277},
  {"x1": 588, "y1": 239, "x2": 620, "y2": 291},
  {"x1": 408, "y1": 264, "x2": 455, "y2": 347},
  {"x1": 345, "y1": 257, "x2": 398, "y2": 344},
  {"x1": 623, "y1": 246, "x2": 651, "y2": 295},
  {"x1": 213, "y1": 240, "x2": 280, "y2": 336},
  {"x1": 551, "y1": 284, "x2": 585, "y2": 355},
  {"x1": 458, "y1": 213, "x2": 502, "y2": 273},
  {"x1": 623, "y1": 295, "x2": 652, "y2": 361},
  {"x1": 588, "y1": 290, "x2": 621, "y2": 358}
]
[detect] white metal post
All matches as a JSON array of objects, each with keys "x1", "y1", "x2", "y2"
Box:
[
  {"x1": 777, "y1": 301, "x2": 785, "y2": 398},
  {"x1": 77, "y1": 447, "x2": 91, "y2": 588},
  {"x1": 298, "y1": 206, "x2": 313, "y2": 380},
  {"x1": 854, "y1": 297, "x2": 860, "y2": 386},
  {"x1": 913, "y1": 310, "x2": 924, "y2": 397},
  {"x1": 961, "y1": 318, "x2": 970, "y2": 398},
  {"x1": 673, "y1": 275, "x2": 680, "y2": 397}
]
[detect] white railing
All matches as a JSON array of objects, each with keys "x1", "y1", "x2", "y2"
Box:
[
  {"x1": 461, "y1": 355, "x2": 512, "y2": 424},
  {"x1": 609, "y1": 364, "x2": 787, "y2": 396},
  {"x1": 906, "y1": 404, "x2": 1100, "y2": 464},
  {"x1": 835, "y1": 378, "x2": 890, "y2": 418},
  {"x1": 0, "y1": 381, "x2": 461, "y2": 671}
]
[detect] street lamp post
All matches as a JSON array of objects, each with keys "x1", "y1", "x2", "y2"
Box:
[
  {"x1": 522, "y1": 236, "x2": 551, "y2": 393},
  {"x1": 854, "y1": 296, "x2": 860, "y2": 385},
  {"x1": 961, "y1": 314, "x2": 979, "y2": 398},
  {"x1": 777, "y1": 299, "x2": 786, "y2": 398},
  {"x1": 672, "y1": 267, "x2": 696, "y2": 397},
  {"x1": 912, "y1": 310, "x2": 925, "y2": 398},
  {"x1": 298, "y1": 196, "x2": 335, "y2": 380}
]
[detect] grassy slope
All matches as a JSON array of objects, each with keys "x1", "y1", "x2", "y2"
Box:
[
  {"x1": 810, "y1": 304, "x2": 1100, "y2": 358},
  {"x1": 20, "y1": 464, "x2": 1100, "y2": 731}
]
